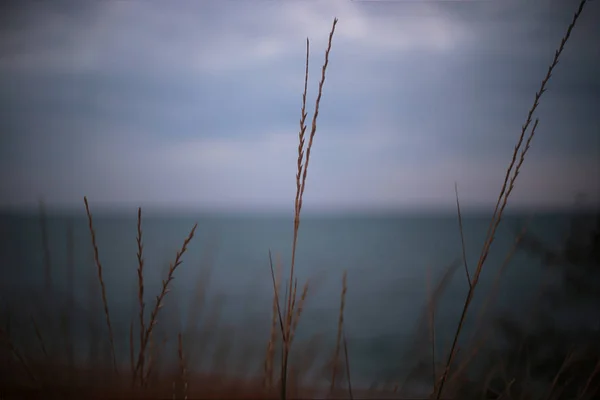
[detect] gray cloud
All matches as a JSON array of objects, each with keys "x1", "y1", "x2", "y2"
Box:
[{"x1": 0, "y1": 0, "x2": 598, "y2": 211}]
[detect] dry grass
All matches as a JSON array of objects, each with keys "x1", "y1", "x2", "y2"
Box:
[
  {"x1": 434, "y1": 1, "x2": 590, "y2": 397},
  {"x1": 270, "y1": 16, "x2": 338, "y2": 400},
  {"x1": 136, "y1": 207, "x2": 147, "y2": 383},
  {"x1": 84, "y1": 196, "x2": 118, "y2": 375},
  {"x1": 133, "y1": 221, "x2": 197, "y2": 387},
  {"x1": 1, "y1": 1, "x2": 596, "y2": 398}
]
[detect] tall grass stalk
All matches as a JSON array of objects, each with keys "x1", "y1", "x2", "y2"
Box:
[{"x1": 271, "y1": 17, "x2": 338, "y2": 400}]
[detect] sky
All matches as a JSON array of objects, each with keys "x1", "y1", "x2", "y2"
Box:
[{"x1": 0, "y1": 0, "x2": 598, "y2": 213}]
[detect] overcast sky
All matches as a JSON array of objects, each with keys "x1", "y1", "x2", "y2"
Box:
[{"x1": 0, "y1": 0, "x2": 598, "y2": 213}]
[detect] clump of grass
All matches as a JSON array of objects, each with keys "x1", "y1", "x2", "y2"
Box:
[{"x1": 434, "y1": 0, "x2": 590, "y2": 397}]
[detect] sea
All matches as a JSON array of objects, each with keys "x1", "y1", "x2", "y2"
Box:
[{"x1": 0, "y1": 209, "x2": 594, "y2": 391}]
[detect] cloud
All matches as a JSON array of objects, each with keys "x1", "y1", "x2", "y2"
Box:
[{"x1": 0, "y1": 0, "x2": 598, "y2": 211}]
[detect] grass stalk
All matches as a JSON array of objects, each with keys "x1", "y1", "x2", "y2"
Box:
[
  {"x1": 84, "y1": 196, "x2": 119, "y2": 375},
  {"x1": 136, "y1": 207, "x2": 146, "y2": 384},
  {"x1": 343, "y1": 328, "x2": 353, "y2": 400},
  {"x1": 454, "y1": 183, "x2": 471, "y2": 287},
  {"x1": 133, "y1": 222, "x2": 197, "y2": 386},
  {"x1": 277, "y1": 17, "x2": 338, "y2": 400}
]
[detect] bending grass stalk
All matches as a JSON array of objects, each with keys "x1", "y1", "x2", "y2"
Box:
[
  {"x1": 434, "y1": 1, "x2": 589, "y2": 397},
  {"x1": 84, "y1": 196, "x2": 119, "y2": 375},
  {"x1": 438, "y1": 117, "x2": 540, "y2": 395}
]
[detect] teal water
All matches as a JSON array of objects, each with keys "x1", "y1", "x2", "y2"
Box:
[{"x1": 0, "y1": 210, "x2": 580, "y2": 388}]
